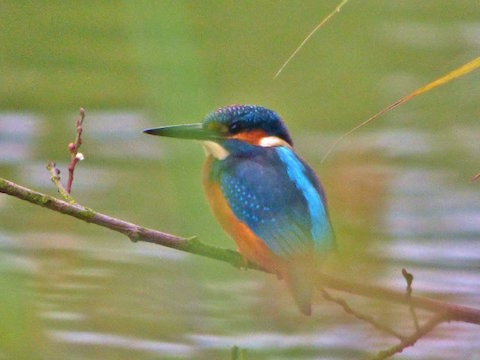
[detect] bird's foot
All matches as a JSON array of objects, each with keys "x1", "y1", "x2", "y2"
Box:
[{"x1": 237, "y1": 250, "x2": 249, "y2": 271}]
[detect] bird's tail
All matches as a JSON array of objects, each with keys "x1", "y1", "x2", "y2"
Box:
[{"x1": 284, "y1": 261, "x2": 315, "y2": 316}]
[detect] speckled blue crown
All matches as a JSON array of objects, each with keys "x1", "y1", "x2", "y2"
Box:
[{"x1": 204, "y1": 105, "x2": 293, "y2": 145}]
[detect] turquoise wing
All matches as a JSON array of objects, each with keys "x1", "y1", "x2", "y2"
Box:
[{"x1": 215, "y1": 146, "x2": 334, "y2": 259}]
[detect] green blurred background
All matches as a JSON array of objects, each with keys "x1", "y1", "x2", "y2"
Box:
[
  {"x1": 2, "y1": 1, "x2": 478, "y2": 125},
  {"x1": 1, "y1": 1, "x2": 480, "y2": 359}
]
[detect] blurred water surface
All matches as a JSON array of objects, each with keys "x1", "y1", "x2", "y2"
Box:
[{"x1": 1, "y1": 1, "x2": 480, "y2": 359}]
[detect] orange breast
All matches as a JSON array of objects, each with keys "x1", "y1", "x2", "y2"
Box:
[{"x1": 202, "y1": 156, "x2": 284, "y2": 273}]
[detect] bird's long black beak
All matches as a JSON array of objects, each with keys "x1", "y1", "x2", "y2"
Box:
[{"x1": 143, "y1": 123, "x2": 219, "y2": 141}]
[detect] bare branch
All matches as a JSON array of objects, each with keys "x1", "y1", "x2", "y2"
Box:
[
  {"x1": 0, "y1": 177, "x2": 257, "y2": 270},
  {"x1": 402, "y1": 268, "x2": 420, "y2": 331},
  {"x1": 320, "y1": 288, "x2": 406, "y2": 341},
  {"x1": 370, "y1": 313, "x2": 447, "y2": 360},
  {"x1": 315, "y1": 272, "x2": 480, "y2": 325},
  {"x1": 1, "y1": 176, "x2": 480, "y2": 325}
]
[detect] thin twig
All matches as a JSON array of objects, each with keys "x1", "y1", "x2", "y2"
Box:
[
  {"x1": 471, "y1": 172, "x2": 480, "y2": 182},
  {"x1": 321, "y1": 56, "x2": 480, "y2": 163},
  {"x1": 315, "y1": 271, "x2": 480, "y2": 325},
  {"x1": 402, "y1": 268, "x2": 420, "y2": 331},
  {"x1": 320, "y1": 288, "x2": 406, "y2": 341},
  {"x1": 46, "y1": 162, "x2": 75, "y2": 203},
  {"x1": 273, "y1": 0, "x2": 349, "y2": 79},
  {"x1": 369, "y1": 313, "x2": 448, "y2": 360},
  {"x1": 66, "y1": 108, "x2": 85, "y2": 194}
]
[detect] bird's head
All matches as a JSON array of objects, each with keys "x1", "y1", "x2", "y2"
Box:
[{"x1": 144, "y1": 105, "x2": 293, "y2": 159}]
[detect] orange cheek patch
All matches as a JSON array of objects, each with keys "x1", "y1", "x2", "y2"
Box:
[{"x1": 231, "y1": 130, "x2": 268, "y2": 145}]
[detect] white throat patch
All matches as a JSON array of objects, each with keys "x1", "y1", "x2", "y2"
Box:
[
  {"x1": 259, "y1": 136, "x2": 291, "y2": 148},
  {"x1": 201, "y1": 141, "x2": 230, "y2": 160}
]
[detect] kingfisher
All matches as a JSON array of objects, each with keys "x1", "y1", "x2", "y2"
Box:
[{"x1": 144, "y1": 105, "x2": 335, "y2": 315}]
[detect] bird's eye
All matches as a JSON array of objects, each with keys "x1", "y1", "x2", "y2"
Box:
[{"x1": 228, "y1": 122, "x2": 242, "y2": 134}]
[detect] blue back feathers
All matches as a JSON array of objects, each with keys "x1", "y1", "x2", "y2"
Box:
[
  {"x1": 275, "y1": 147, "x2": 331, "y2": 245},
  {"x1": 210, "y1": 146, "x2": 334, "y2": 259}
]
